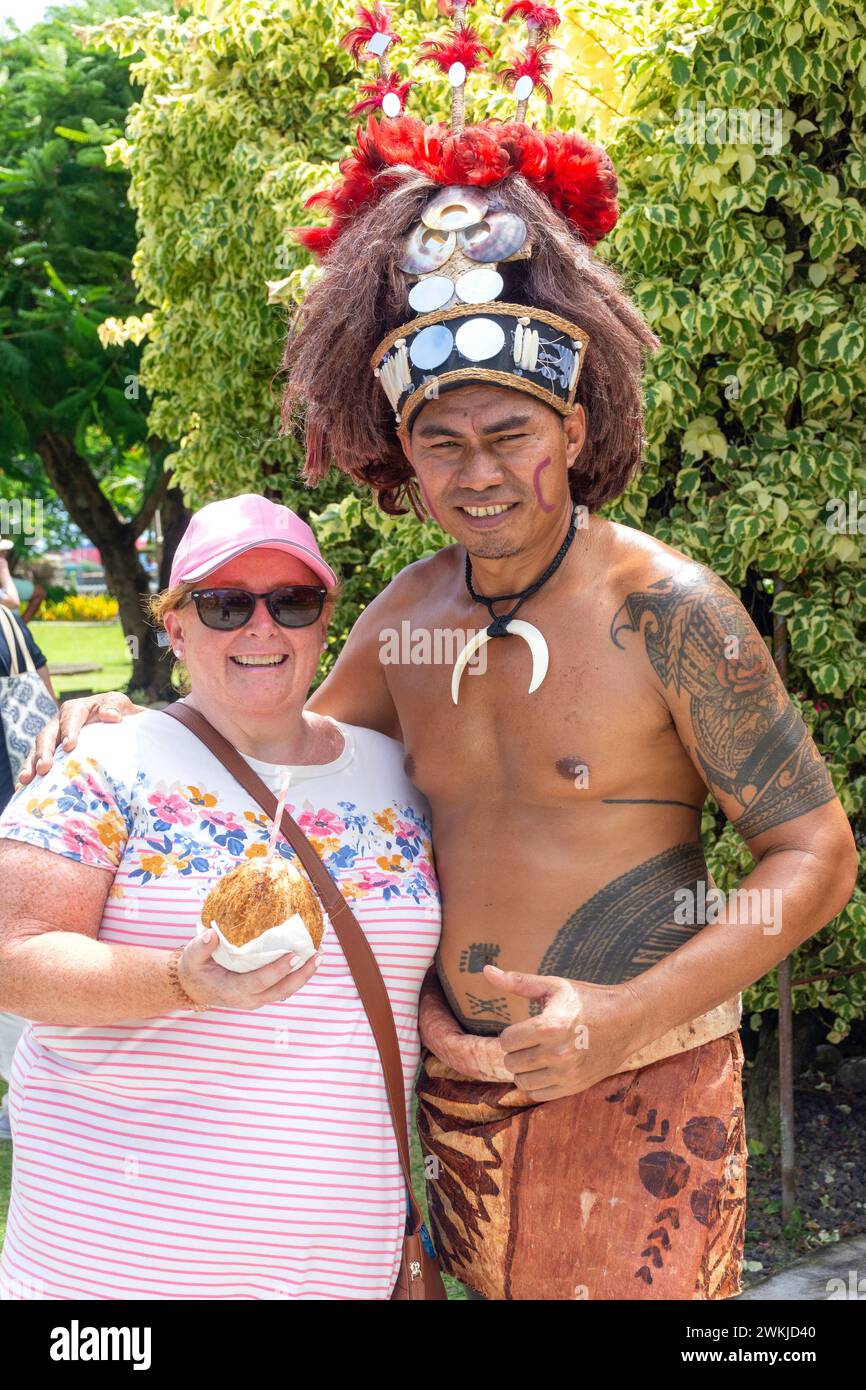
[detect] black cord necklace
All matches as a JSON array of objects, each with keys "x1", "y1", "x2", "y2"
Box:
[{"x1": 464, "y1": 505, "x2": 580, "y2": 637}]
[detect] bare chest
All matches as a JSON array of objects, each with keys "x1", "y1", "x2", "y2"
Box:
[{"x1": 385, "y1": 594, "x2": 678, "y2": 808}]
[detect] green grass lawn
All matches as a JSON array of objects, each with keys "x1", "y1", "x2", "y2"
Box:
[
  {"x1": 29, "y1": 620, "x2": 132, "y2": 698},
  {"x1": 0, "y1": 1082, "x2": 8, "y2": 1250}
]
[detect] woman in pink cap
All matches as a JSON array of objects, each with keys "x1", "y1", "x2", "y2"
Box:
[{"x1": 0, "y1": 495, "x2": 440, "y2": 1300}]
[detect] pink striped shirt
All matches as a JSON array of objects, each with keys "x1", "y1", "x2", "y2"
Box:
[{"x1": 0, "y1": 713, "x2": 440, "y2": 1300}]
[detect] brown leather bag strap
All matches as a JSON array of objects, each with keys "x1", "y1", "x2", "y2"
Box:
[{"x1": 161, "y1": 702, "x2": 425, "y2": 1234}]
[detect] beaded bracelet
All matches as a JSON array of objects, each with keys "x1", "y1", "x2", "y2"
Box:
[{"x1": 167, "y1": 947, "x2": 210, "y2": 1013}]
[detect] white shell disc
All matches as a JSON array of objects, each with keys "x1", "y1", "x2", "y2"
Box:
[
  {"x1": 454, "y1": 317, "x2": 505, "y2": 362},
  {"x1": 514, "y1": 74, "x2": 534, "y2": 102},
  {"x1": 366, "y1": 31, "x2": 392, "y2": 57},
  {"x1": 381, "y1": 91, "x2": 402, "y2": 118},
  {"x1": 455, "y1": 267, "x2": 503, "y2": 304},
  {"x1": 448, "y1": 61, "x2": 467, "y2": 87},
  {"x1": 409, "y1": 323, "x2": 454, "y2": 370},
  {"x1": 408, "y1": 275, "x2": 455, "y2": 313},
  {"x1": 421, "y1": 185, "x2": 489, "y2": 231}
]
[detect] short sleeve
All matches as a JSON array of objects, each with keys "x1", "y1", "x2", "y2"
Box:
[
  {"x1": 16, "y1": 613, "x2": 46, "y2": 668},
  {"x1": 0, "y1": 610, "x2": 46, "y2": 670},
  {"x1": 0, "y1": 742, "x2": 133, "y2": 870}
]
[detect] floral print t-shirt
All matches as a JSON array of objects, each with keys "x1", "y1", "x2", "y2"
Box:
[{"x1": 0, "y1": 710, "x2": 440, "y2": 1301}]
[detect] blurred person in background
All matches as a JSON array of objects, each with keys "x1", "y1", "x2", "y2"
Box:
[{"x1": 0, "y1": 598, "x2": 57, "y2": 1141}]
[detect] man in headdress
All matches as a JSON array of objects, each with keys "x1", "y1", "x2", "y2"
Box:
[{"x1": 22, "y1": 2, "x2": 857, "y2": 1298}]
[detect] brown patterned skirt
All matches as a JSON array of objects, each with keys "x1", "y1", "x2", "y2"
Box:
[{"x1": 415, "y1": 1032, "x2": 747, "y2": 1300}]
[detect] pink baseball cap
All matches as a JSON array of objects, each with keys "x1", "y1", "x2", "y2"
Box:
[{"x1": 169, "y1": 494, "x2": 338, "y2": 590}]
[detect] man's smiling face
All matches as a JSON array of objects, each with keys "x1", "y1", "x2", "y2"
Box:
[{"x1": 401, "y1": 383, "x2": 586, "y2": 558}]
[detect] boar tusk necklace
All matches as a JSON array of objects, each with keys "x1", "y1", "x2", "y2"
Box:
[{"x1": 452, "y1": 504, "x2": 580, "y2": 705}]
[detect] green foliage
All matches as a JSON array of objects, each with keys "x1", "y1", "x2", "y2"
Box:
[
  {"x1": 603, "y1": 0, "x2": 866, "y2": 1039},
  {"x1": 0, "y1": 1, "x2": 165, "y2": 461},
  {"x1": 85, "y1": 0, "x2": 457, "y2": 508}
]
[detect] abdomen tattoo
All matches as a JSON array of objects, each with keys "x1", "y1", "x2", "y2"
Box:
[
  {"x1": 537, "y1": 841, "x2": 712, "y2": 985},
  {"x1": 436, "y1": 842, "x2": 715, "y2": 1033}
]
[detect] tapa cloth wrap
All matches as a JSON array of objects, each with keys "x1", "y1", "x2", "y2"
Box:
[{"x1": 415, "y1": 1031, "x2": 746, "y2": 1300}]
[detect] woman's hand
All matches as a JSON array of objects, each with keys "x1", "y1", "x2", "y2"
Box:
[
  {"x1": 177, "y1": 929, "x2": 320, "y2": 1010},
  {"x1": 418, "y1": 967, "x2": 514, "y2": 1082},
  {"x1": 17, "y1": 691, "x2": 146, "y2": 784}
]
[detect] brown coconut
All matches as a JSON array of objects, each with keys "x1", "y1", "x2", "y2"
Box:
[{"x1": 201, "y1": 858, "x2": 324, "y2": 949}]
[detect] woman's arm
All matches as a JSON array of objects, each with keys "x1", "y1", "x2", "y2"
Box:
[
  {"x1": 0, "y1": 841, "x2": 319, "y2": 1024},
  {"x1": 419, "y1": 966, "x2": 515, "y2": 1082}
]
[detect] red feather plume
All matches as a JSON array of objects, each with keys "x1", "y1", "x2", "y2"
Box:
[
  {"x1": 294, "y1": 115, "x2": 619, "y2": 259},
  {"x1": 349, "y1": 75, "x2": 417, "y2": 116},
  {"x1": 419, "y1": 24, "x2": 492, "y2": 76},
  {"x1": 340, "y1": 4, "x2": 401, "y2": 63},
  {"x1": 499, "y1": 42, "x2": 555, "y2": 101},
  {"x1": 502, "y1": 1, "x2": 561, "y2": 36}
]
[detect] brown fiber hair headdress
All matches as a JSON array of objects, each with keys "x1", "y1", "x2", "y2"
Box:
[{"x1": 281, "y1": 1, "x2": 657, "y2": 517}]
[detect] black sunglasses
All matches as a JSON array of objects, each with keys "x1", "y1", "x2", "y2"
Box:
[{"x1": 180, "y1": 585, "x2": 327, "y2": 631}]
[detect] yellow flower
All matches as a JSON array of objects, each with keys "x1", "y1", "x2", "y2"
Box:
[
  {"x1": 374, "y1": 810, "x2": 396, "y2": 833},
  {"x1": 140, "y1": 853, "x2": 165, "y2": 877},
  {"x1": 245, "y1": 842, "x2": 267, "y2": 858},
  {"x1": 97, "y1": 811, "x2": 126, "y2": 853},
  {"x1": 376, "y1": 854, "x2": 404, "y2": 872},
  {"x1": 26, "y1": 796, "x2": 54, "y2": 819},
  {"x1": 186, "y1": 785, "x2": 217, "y2": 807}
]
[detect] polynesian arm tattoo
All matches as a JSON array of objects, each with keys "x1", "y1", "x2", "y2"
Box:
[{"x1": 610, "y1": 565, "x2": 837, "y2": 842}]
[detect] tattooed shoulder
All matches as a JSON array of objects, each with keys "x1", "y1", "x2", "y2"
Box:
[{"x1": 609, "y1": 563, "x2": 836, "y2": 840}]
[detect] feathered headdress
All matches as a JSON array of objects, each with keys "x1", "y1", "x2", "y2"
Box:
[{"x1": 287, "y1": 0, "x2": 625, "y2": 476}]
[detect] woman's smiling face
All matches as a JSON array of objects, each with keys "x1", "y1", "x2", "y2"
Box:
[{"x1": 163, "y1": 548, "x2": 329, "y2": 721}]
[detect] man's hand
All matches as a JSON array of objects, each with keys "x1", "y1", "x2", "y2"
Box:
[
  {"x1": 484, "y1": 963, "x2": 647, "y2": 1102},
  {"x1": 17, "y1": 691, "x2": 145, "y2": 784}
]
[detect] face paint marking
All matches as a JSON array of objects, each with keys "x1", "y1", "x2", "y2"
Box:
[{"x1": 532, "y1": 455, "x2": 555, "y2": 512}]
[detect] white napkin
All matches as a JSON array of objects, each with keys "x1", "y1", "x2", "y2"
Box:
[{"x1": 202, "y1": 912, "x2": 322, "y2": 975}]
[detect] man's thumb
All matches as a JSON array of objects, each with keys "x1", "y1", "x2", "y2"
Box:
[{"x1": 483, "y1": 963, "x2": 552, "y2": 999}]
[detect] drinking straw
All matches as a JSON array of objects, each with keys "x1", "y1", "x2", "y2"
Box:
[{"x1": 266, "y1": 771, "x2": 291, "y2": 858}]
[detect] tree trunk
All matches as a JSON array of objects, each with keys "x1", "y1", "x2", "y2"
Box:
[
  {"x1": 157, "y1": 485, "x2": 191, "y2": 591},
  {"x1": 35, "y1": 431, "x2": 168, "y2": 694},
  {"x1": 745, "y1": 1010, "x2": 824, "y2": 1150},
  {"x1": 146, "y1": 484, "x2": 192, "y2": 701}
]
